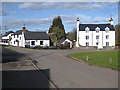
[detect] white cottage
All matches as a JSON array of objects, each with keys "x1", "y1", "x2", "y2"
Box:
[
  {"x1": 2, "y1": 25, "x2": 50, "y2": 48},
  {"x1": 76, "y1": 18, "x2": 115, "y2": 49},
  {"x1": 2, "y1": 31, "x2": 14, "y2": 45}
]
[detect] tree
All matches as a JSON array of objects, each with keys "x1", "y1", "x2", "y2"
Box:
[
  {"x1": 48, "y1": 16, "x2": 66, "y2": 43},
  {"x1": 115, "y1": 24, "x2": 120, "y2": 47},
  {"x1": 66, "y1": 28, "x2": 77, "y2": 41}
]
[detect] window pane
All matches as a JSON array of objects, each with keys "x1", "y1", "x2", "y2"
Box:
[
  {"x1": 96, "y1": 36, "x2": 99, "y2": 39},
  {"x1": 106, "y1": 35, "x2": 109, "y2": 39},
  {"x1": 40, "y1": 41, "x2": 43, "y2": 45},
  {"x1": 86, "y1": 42, "x2": 89, "y2": 46},
  {"x1": 106, "y1": 42, "x2": 109, "y2": 46},
  {"x1": 86, "y1": 36, "x2": 89, "y2": 40},
  {"x1": 96, "y1": 42, "x2": 99, "y2": 45},
  {"x1": 31, "y1": 41, "x2": 35, "y2": 45}
]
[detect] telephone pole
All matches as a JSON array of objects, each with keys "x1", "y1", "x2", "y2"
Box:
[{"x1": 4, "y1": 26, "x2": 8, "y2": 34}]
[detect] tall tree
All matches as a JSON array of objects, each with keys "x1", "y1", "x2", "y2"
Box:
[{"x1": 48, "y1": 16, "x2": 66, "y2": 43}]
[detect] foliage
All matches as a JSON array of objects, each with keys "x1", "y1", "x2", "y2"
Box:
[
  {"x1": 70, "y1": 51, "x2": 119, "y2": 70},
  {"x1": 48, "y1": 16, "x2": 66, "y2": 43},
  {"x1": 115, "y1": 24, "x2": 120, "y2": 47},
  {"x1": 66, "y1": 28, "x2": 77, "y2": 41}
]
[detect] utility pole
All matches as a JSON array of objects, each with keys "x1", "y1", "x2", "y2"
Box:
[{"x1": 4, "y1": 26, "x2": 8, "y2": 34}]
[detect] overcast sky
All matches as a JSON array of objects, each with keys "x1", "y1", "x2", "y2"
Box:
[{"x1": 1, "y1": 2, "x2": 119, "y2": 34}]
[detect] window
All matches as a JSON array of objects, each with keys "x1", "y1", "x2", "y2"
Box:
[
  {"x1": 20, "y1": 37, "x2": 21, "y2": 40},
  {"x1": 95, "y1": 27, "x2": 100, "y2": 33},
  {"x1": 14, "y1": 41, "x2": 15, "y2": 44},
  {"x1": 86, "y1": 36, "x2": 89, "y2": 40},
  {"x1": 85, "y1": 27, "x2": 90, "y2": 33},
  {"x1": 106, "y1": 35, "x2": 109, "y2": 39},
  {"x1": 40, "y1": 41, "x2": 43, "y2": 45},
  {"x1": 96, "y1": 42, "x2": 99, "y2": 45},
  {"x1": 17, "y1": 35, "x2": 19, "y2": 38},
  {"x1": 105, "y1": 27, "x2": 109, "y2": 33},
  {"x1": 31, "y1": 41, "x2": 35, "y2": 45},
  {"x1": 14, "y1": 35, "x2": 15, "y2": 38},
  {"x1": 86, "y1": 42, "x2": 89, "y2": 46},
  {"x1": 106, "y1": 42, "x2": 109, "y2": 46},
  {"x1": 96, "y1": 30, "x2": 99, "y2": 33},
  {"x1": 96, "y1": 35, "x2": 99, "y2": 39}
]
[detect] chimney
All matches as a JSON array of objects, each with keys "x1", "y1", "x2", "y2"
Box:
[
  {"x1": 109, "y1": 17, "x2": 113, "y2": 25},
  {"x1": 22, "y1": 24, "x2": 26, "y2": 32},
  {"x1": 76, "y1": 18, "x2": 80, "y2": 48}
]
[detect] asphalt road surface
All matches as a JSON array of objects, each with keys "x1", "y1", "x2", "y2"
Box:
[
  {"x1": 5, "y1": 46, "x2": 118, "y2": 88},
  {"x1": 2, "y1": 47, "x2": 55, "y2": 88}
]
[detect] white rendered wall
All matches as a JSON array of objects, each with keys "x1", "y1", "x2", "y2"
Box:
[
  {"x1": 2, "y1": 33, "x2": 14, "y2": 40},
  {"x1": 103, "y1": 31, "x2": 115, "y2": 46},
  {"x1": 25, "y1": 40, "x2": 50, "y2": 47},
  {"x1": 11, "y1": 34, "x2": 23, "y2": 47},
  {"x1": 79, "y1": 31, "x2": 92, "y2": 46},
  {"x1": 79, "y1": 31, "x2": 115, "y2": 48}
]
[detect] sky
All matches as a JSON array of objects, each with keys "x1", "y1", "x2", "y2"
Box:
[{"x1": 1, "y1": 2, "x2": 119, "y2": 34}]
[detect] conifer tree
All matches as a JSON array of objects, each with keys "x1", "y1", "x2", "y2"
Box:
[{"x1": 48, "y1": 16, "x2": 66, "y2": 43}]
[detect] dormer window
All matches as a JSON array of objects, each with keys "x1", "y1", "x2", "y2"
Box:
[
  {"x1": 105, "y1": 27, "x2": 109, "y2": 33},
  {"x1": 85, "y1": 27, "x2": 90, "y2": 33},
  {"x1": 95, "y1": 27, "x2": 100, "y2": 33}
]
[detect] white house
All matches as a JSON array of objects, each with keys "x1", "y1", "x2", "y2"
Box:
[
  {"x1": 2, "y1": 25, "x2": 50, "y2": 48},
  {"x1": 2, "y1": 31, "x2": 14, "y2": 45},
  {"x1": 60, "y1": 38, "x2": 73, "y2": 48},
  {"x1": 76, "y1": 18, "x2": 115, "y2": 49}
]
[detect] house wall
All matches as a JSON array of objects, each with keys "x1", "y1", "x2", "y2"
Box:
[
  {"x1": 79, "y1": 30, "x2": 115, "y2": 48},
  {"x1": 2, "y1": 33, "x2": 14, "y2": 40},
  {"x1": 11, "y1": 34, "x2": 23, "y2": 47},
  {"x1": 25, "y1": 40, "x2": 50, "y2": 47},
  {"x1": 2, "y1": 33, "x2": 14, "y2": 44},
  {"x1": 103, "y1": 31, "x2": 115, "y2": 47}
]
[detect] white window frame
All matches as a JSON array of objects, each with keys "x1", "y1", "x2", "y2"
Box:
[
  {"x1": 85, "y1": 27, "x2": 90, "y2": 33},
  {"x1": 106, "y1": 35, "x2": 109, "y2": 39},
  {"x1": 105, "y1": 27, "x2": 109, "y2": 33},
  {"x1": 86, "y1": 35, "x2": 89, "y2": 40},
  {"x1": 106, "y1": 42, "x2": 109, "y2": 46},
  {"x1": 96, "y1": 35, "x2": 99, "y2": 39},
  {"x1": 31, "y1": 41, "x2": 35, "y2": 45},
  {"x1": 86, "y1": 42, "x2": 89, "y2": 46},
  {"x1": 40, "y1": 41, "x2": 43, "y2": 45},
  {"x1": 96, "y1": 42, "x2": 99, "y2": 45},
  {"x1": 95, "y1": 27, "x2": 100, "y2": 33}
]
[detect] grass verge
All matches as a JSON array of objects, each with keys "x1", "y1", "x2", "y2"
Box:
[{"x1": 70, "y1": 51, "x2": 119, "y2": 70}]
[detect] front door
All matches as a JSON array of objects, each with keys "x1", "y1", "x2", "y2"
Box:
[{"x1": 17, "y1": 41, "x2": 19, "y2": 47}]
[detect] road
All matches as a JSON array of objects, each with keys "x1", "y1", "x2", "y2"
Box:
[
  {"x1": 6, "y1": 46, "x2": 118, "y2": 88},
  {"x1": 2, "y1": 47, "x2": 55, "y2": 88}
]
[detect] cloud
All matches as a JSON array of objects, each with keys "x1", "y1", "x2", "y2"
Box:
[
  {"x1": 2, "y1": 17, "x2": 53, "y2": 30},
  {"x1": 0, "y1": 10, "x2": 9, "y2": 16},
  {"x1": 0, "y1": 10, "x2": 16, "y2": 16},
  {"x1": 2, "y1": 14, "x2": 112, "y2": 31},
  {"x1": 19, "y1": 2, "x2": 117, "y2": 10},
  {"x1": 93, "y1": 17, "x2": 110, "y2": 22}
]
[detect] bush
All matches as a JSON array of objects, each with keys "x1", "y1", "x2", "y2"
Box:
[
  {"x1": 34, "y1": 46, "x2": 42, "y2": 49},
  {"x1": 25, "y1": 45, "x2": 30, "y2": 48}
]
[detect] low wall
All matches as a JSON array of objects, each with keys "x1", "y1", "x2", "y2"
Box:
[{"x1": 0, "y1": 42, "x2": 8, "y2": 45}]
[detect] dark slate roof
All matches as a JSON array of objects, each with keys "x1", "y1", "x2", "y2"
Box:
[
  {"x1": 24, "y1": 31, "x2": 49, "y2": 40},
  {"x1": 79, "y1": 24, "x2": 115, "y2": 31},
  {"x1": 2, "y1": 31, "x2": 14, "y2": 37},
  {"x1": 14, "y1": 30, "x2": 22, "y2": 35},
  {"x1": 14, "y1": 30, "x2": 29, "y2": 35}
]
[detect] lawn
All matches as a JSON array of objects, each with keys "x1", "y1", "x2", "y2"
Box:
[{"x1": 70, "y1": 51, "x2": 119, "y2": 70}]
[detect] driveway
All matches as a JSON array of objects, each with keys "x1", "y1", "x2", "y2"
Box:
[{"x1": 7, "y1": 46, "x2": 118, "y2": 88}]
